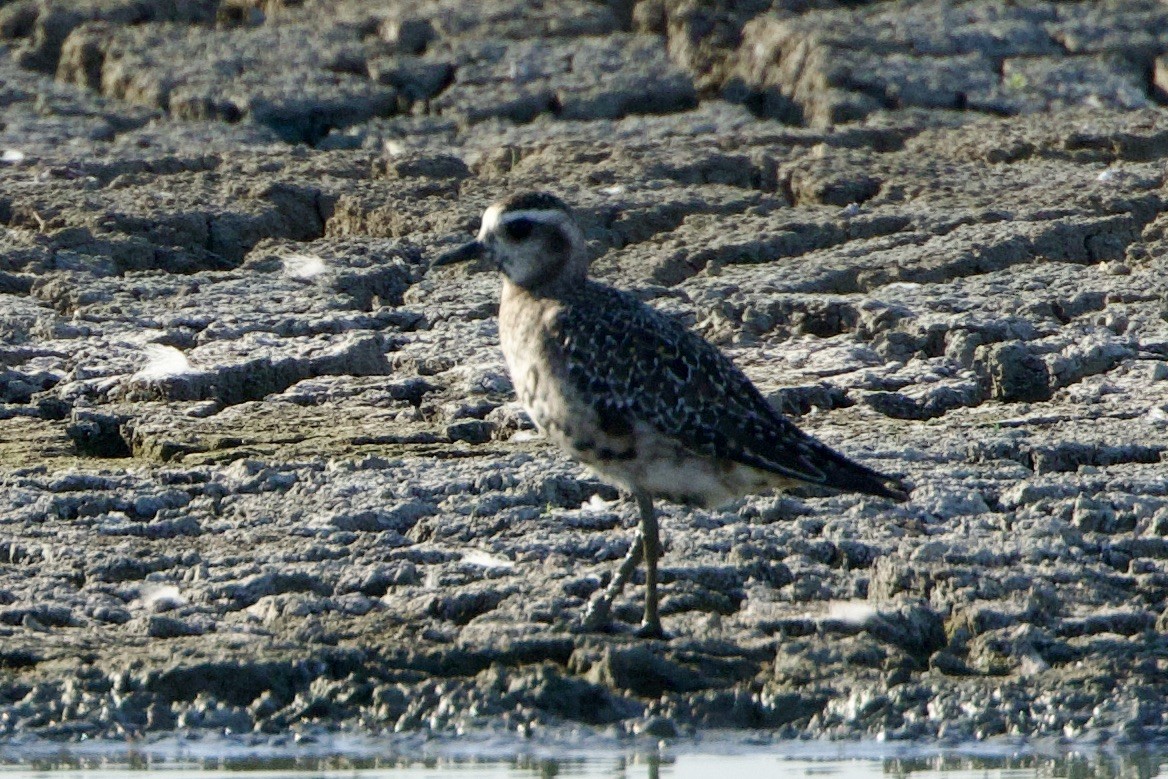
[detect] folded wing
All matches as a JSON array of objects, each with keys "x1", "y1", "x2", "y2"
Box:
[{"x1": 553, "y1": 284, "x2": 907, "y2": 501}]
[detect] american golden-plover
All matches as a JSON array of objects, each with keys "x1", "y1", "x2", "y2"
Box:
[{"x1": 435, "y1": 191, "x2": 908, "y2": 638}]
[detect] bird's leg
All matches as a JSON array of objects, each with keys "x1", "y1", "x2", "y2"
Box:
[
  {"x1": 634, "y1": 490, "x2": 665, "y2": 639},
  {"x1": 578, "y1": 524, "x2": 644, "y2": 631}
]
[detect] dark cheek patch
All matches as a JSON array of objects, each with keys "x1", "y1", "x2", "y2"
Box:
[
  {"x1": 505, "y1": 218, "x2": 534, "y2": 240},
  {"x1": 545, "y1": 227, "x2": 569, "y2": 257},
  {"x1": 517, "y1": 223, "x2": 572, "y2": 289}
]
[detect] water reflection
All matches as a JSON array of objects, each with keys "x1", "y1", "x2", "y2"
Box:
[{"x1": 0, "y1": 744, "x2": 1164, "y2": 778}]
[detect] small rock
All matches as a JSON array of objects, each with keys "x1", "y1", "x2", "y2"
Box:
[
  {"x1": 144, "y1": 615, "x2": 205, "y2": 638},
  {"x1": 1071, "y1": 495, "x2": 1118, "y2": 533},
  {"x1": 446, "y1": 420, "x2": 494, "y2": 444},
  {"x1": 980, "y1": 341, "x2": 1052, "y2": 402},
  {"x1": 635, "y1": 715, "x2": 679, "y2": 738}
]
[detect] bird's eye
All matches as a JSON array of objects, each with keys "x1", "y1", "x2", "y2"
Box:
[{"x1": 504, "y1": 218, "x2": 534, "y2": 241}]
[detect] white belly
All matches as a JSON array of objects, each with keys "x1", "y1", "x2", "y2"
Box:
[{"x1": 590, "y1": 422, "x2": 797, "y2": 508}]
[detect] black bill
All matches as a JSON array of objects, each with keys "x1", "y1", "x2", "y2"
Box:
[{"x1": 431, "y1": 240, "x2": 484, "y2": 268}]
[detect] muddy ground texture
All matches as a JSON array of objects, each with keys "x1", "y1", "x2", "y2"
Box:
[{"x1": 3, "y1": 0, "x2": 1168, "y2": 747}]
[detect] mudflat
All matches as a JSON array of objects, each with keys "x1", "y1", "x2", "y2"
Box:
[{"x1": 2, "y1": 0, "x2": 1168, "y2": 744}]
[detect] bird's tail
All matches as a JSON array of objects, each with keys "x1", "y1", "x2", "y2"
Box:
[{"x1": 804, "y1": 437, "x2": 910, "y2": 502}]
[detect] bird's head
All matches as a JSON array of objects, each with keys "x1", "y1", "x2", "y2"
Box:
[{"x1": 433, "y1": 192, "x2": 587, "y2": 290}]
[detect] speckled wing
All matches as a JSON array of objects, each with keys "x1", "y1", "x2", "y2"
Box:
[{"x1": 552, "y1": 283, "x2": 906, "y2": 501}]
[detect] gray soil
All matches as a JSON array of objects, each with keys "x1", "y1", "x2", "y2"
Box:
[{"x1": 3, "y1": 0, "x2": 1168, "y2": 748}]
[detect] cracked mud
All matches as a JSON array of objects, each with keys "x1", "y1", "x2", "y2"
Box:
[{"x1": 2, "y1": 0, "x2": 1168, "y2": 747}]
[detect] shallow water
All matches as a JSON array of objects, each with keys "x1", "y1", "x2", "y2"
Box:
[{"x1": 0, "y1": 733, "x2": 1163, "y2": 779}]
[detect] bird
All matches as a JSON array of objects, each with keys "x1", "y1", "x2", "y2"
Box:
[{"x1": 433, "y1": 191, "x2": 909, "y2": 638}]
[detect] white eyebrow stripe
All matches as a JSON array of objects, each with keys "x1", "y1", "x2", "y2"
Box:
[
  {"x1": 477, "y1": 204, "x2": 504, "y2": 240},
  {"x1": 478, "y1": 207, "x2": 566, "y2": 240},
  {"x1": 500, "y1": 209, "x2": 566, "y2": 223}
]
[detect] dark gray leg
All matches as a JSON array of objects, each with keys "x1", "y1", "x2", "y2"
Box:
[
  {"x1": 633, "y1": 490, "x2": 665, "y2": 639},
  {"x1": 578, "y1": 525, "x2": 644, "y2": 631}
]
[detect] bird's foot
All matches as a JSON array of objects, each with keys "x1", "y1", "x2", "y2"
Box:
[
  {"x1": 575, "y1": 595, "x2": 616, "y2": 633},
  {"x1": 634, "y1": 620, "x2": 669, "y2": 640}
]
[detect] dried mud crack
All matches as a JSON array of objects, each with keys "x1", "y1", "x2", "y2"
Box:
[{"x1": 2, "y1": 0, "x2": 1168, "y2": 748}]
